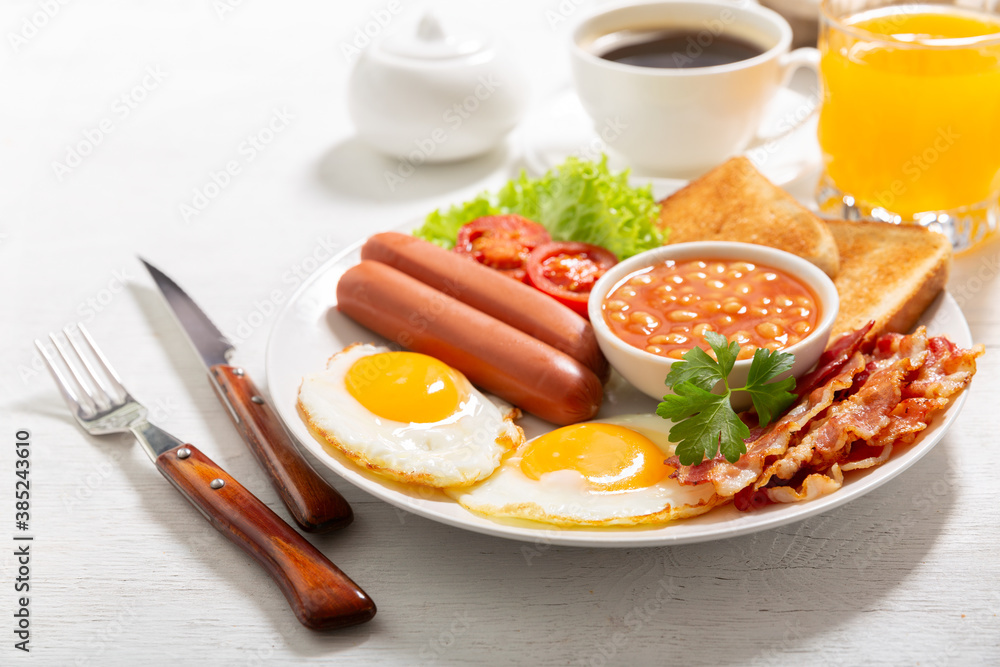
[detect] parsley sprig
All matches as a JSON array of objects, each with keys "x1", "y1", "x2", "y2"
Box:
[{"x1": 656, "y1": 331, "x2": 797, "y2": 466}]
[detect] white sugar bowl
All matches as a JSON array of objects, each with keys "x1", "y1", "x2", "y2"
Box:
[{"x1": 347, "y1": 12, "x2": 529, "y2": 163}]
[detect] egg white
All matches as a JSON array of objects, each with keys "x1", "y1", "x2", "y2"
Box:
[
  {"x1": 446, "y1": 414, "x2": 722, "y2": 526},
  {"x1": 298, "y1": 344, "x2": 524, "y2": 488}
]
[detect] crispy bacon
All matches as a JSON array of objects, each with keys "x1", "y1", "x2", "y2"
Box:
[
  {"x1": 870, "y1": 397, "x2": 950, "y2": 449},
  {"x1": 793, "y1": 321, "x2": 874, "y2": 400},
  {"x1": 764, "y1": 464, "x2": 843, "y2": 504},
  {"x1": 755, "y1": 353, "x2": 923, "y2": 489},
  {"x1": 839, "y1": 444, "x2": 892, "y2": 472},
  {"x1": 870, "y1": 327, "x2": 929, "y2": 371},
  {"x1": 905, "y1": 335, "x2": 982, "y2": 399},
  {"x1": 669, "y1": 353, "x2": 865, "y2": 497},
  {"x1": 746, "y1": 330, "x2": 982, "y2": 507},
  {"x1": 740, "y1": 324, "x2": 875, "y2": 445},
  {"x1": 667, "y1": 324, "x2": 983, "y2": 511}
]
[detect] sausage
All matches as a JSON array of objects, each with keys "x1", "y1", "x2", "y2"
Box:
[
  {"x1": 360, "y1": 232, "x2": 610, "y2": 382},
  {"x1": 337, "y1": 260, "x2": 603, "y2": 426}
]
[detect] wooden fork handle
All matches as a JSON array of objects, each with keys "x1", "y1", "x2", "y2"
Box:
[
  {"x1": 210, "y1": 364, "x2": 353, "y2": 533},
  {"x1": 156, "y1": 444, "x2": 376, "y2": 630}
]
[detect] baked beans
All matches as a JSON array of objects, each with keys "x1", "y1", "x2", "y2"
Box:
[{"x1": 602, "y1": 259, "x2": 820, "y2": 360}]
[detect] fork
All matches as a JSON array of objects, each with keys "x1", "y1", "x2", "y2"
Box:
[{"x1": 36, "y1": 324, "x2": 376, "y2": 630}]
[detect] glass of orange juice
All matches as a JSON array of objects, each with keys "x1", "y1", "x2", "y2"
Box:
[{"x1": 817, "y1": 0, "x2": 1000, "y2": 250}]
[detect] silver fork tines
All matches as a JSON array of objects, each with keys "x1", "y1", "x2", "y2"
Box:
[
  {"x1": 36, "y1": 333, "x2": 86, "y2": 416},
  {"x1": 76, "y1": 324, "x2": 129, "y2": 402},
  {"x1": 49, "y1": 330, "x2": 106, "y2": 413},
  {"x1": 35, "y1": 324, "x2": 182, "y2": 458}
]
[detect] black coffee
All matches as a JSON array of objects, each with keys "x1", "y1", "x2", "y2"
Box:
[{"x1": 598, "y1": 30, "x2": 764, "y2": 69}]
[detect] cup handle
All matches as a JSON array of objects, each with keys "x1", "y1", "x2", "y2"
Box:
[{"x1": 747, "y1": 47, "x2": 821, "y2": 149}]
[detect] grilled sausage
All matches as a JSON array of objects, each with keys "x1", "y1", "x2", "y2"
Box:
[
  {"x1": 360, "y1": 232, "x2": 610, "y2": 382},
  {"x1": 337, "y1": 260, "x2": 603, "y2": 425}
]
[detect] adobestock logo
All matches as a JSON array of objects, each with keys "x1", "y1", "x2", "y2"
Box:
[
  {"x1": 669, "y1": 10, "x2": 738, "y2": 67},
  {"x1": 575, "y1": 116, "x2": 627, "y2": 163},
  {"x1": 213, "y1": 0, "x2": 248, "y2": 20},
  {"x1": 383, "y1": 74, "x2": 504, "y2": 192},
  {"x1": 7, "y1": 0, "x2": 73, "y2": 52},
  {"x1": 227, "y1": 234, "x2": 341, "y2": 344},
  {"x1": 340, "y1": 0, "x2": 404, "y2": 63},
  {"x1": 870, "y1": 126, "x2": 960, "y2": 212},
  {"x1": 545, "y1": 0, "x2": 593, "y2": 30},
  {"x1": 76, "y1": 268, "x2": 133, "y2": 322},
  {"x1": 51, "y1": 66, "x2": 168, "y2": 181},
  {"x1": 178, "y1": 107, "x2": 294, "y2": 224}
]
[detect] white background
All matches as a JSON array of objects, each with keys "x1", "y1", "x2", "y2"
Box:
[{"x1": 1, "y1": 0, "x2": 998, "y2": 665}]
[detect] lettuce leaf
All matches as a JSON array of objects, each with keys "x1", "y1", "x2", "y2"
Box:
[{"x1": 414, "y1": 155, "x2": 664, "y2": 259}]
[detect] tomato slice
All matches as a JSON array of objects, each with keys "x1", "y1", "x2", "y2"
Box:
[
  {"x1": 526, "y1": 242, "x2": 618, "y2": 317},
  {"x1": 454, "y1": 215, "x2": 551, "y2": 283}
]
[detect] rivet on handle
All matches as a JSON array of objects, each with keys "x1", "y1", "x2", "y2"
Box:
[
  {"x1": 177, "y1": 447, "x2": 191, "y2": 459},
  {"x1": 251, "y1": 396, "x2": 264, "y2": 404},
  {"x1": 232, "y1": 368, "x2": 245, "y2": 377},
  {"x1": 210, "y1": 478, "x2": 226, "y2": 490}
]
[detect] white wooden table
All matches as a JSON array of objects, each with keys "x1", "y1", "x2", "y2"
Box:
[{"x1": 2, "y1": 1, "x2": 998, "y2": 664}]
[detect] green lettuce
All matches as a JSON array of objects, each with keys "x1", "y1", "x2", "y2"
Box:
[{"x1": 414, "y1": 155, "x2": 664, "y2": 259}]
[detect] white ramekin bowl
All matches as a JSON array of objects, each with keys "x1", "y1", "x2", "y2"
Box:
[{"x1": 588, "y1": 242, "x2": 839, "y2": 408}]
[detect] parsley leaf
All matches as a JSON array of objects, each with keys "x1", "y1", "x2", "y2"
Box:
[
  {"x1": 663, "y1": 346, "x2": 724, "y2": 391},
  {"x1": 656, "y1": 382, "x2": 751, "y2": 465},
  {"x1": 704, "y1": 331, "x2": 739, "y2": 378},
  {"x1": 656, "y1": 336, "x2": 798, "y2": 465},
  {"x1": 744, "y1": 348, "x2": 797, "y2": 425}
]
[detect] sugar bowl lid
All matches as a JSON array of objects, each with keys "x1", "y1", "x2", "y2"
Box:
[{"x1": 376, "y1": 12, "x2": 491, "y2": 62}]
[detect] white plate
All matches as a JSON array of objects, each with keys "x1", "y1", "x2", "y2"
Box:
[
  {"x1": 265, "y1": 233, "x2": 973, "y2": 548},
  {"x1": 518, "y1": 85, "x2": 822, "y2": 200}
]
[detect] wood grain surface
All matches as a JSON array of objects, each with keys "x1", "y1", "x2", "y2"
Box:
[{"x1": 1, "y1": 0, "x2": 998, "y2": 664}]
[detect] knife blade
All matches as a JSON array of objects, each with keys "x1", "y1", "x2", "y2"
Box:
[{"x1": 140, "y1": 258, "x2": 353, "y2": 533}]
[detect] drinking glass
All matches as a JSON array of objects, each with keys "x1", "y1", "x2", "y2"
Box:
[{"x1": 816, "y1": 0, "x2": 1000, "y2": 251}]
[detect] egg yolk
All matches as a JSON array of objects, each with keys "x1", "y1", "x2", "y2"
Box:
[
  {"x1": 519, "y1": 423, "x2": 672, "y2": 492},
  {"x1": 345, "y1": 352, "x2": 467, "y2": 424}
]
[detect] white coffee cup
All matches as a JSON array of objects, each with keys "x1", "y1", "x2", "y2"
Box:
[{"x1": 570, "y1": 0, "x2": 819, "y2": 178}]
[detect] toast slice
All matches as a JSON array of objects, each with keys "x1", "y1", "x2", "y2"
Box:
[
  {"x1": 826, "y1": 220, "x2": 952, "y2": 340},
  {"x1": 658, "y1": 157, "x2": 840, "y2": 278}
]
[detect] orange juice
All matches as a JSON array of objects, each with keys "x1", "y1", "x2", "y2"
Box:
[{"x1": 818, "y1": 5, "x2": 1000, "y2": 217}]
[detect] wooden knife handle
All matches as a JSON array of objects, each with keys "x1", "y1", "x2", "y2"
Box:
[
  {"x1": 156, "y1": 444, "x2": 376, "y2": 630},
  {"x1": 210, "y1": 364, "x2": 353, "y2": 533}
]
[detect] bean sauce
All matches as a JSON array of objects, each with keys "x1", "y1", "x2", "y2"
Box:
[{"x1": 602, "y1": 259, "x2": 820, "y2": 360}]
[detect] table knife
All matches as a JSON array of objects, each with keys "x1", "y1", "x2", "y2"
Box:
[
  {"x1": 36, "y1": 324, "x2": 374, "y2": 630},
  {"x1": 141, "y1": 258, "x2": 353, "y2": 533}
]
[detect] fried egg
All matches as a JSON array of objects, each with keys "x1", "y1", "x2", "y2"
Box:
[
  {"x1": 297, "y1": 344, "x2": 523, "y2": 488},
  {"x1": 446, "y1": 414, "x2": 722, "y2": 526}
]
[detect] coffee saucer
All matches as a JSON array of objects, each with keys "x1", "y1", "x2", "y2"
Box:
[{"x1": 518, "y1": 84, "x2": 822, "y2": 200}]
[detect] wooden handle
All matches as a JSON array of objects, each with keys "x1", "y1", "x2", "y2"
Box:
[
  {"x1": 210, "y1": 364, "x2": 353, "y2": 533},
  {"x1": 156, "y1": 444, "x2": 376, "y2": 630}
]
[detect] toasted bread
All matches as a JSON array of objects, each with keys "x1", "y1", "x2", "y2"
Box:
[
  {"x1": 826, "y1": 220, "x2": 952, "y2": 340},
  {"x1": 658, "y1": 157, "x2": 840, "y2": 278}
]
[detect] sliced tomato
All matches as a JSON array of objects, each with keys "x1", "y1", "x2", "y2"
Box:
[
  {"x1": 526, "y1": 242, "x2": 618, "y2": 316},
  {"x1": 454, "y1": 215, "x2": 551, "y2": 283}
]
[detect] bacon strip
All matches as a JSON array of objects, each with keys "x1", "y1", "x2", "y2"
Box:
[
  {"x1": 764, "y1": 464, "x2": 843, "y2": 504},
  {"x1": 747, "y1": 331, "x2": 982, "y2": 507},
  {"x1": 667, "y1": 324, "x2": 983, "y2": 510},
  {"x1": 905, "y1": 335, "x2": 982, "y2": 399},
  {"x1": 740, "y1": 323, "x2": 875, "y2": 445},
  {"x1": 793, "y1": 321, "x2": 874, "y2": 400},
  {"x1": 669, "y1": 353, "x2": 865, "y2": 497},
  {"x1": 871, "y1": 327, "x2": 929, "y2": 370},
  {"x1": 839, "y1": 445, "x2": 892, "y2": 472},
  {"x1": 755, "y1": 354, "x2": 923, "y2": 489},
  {"x1": 870, "y1": 397, "x2": 950, "y2": 449}
]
